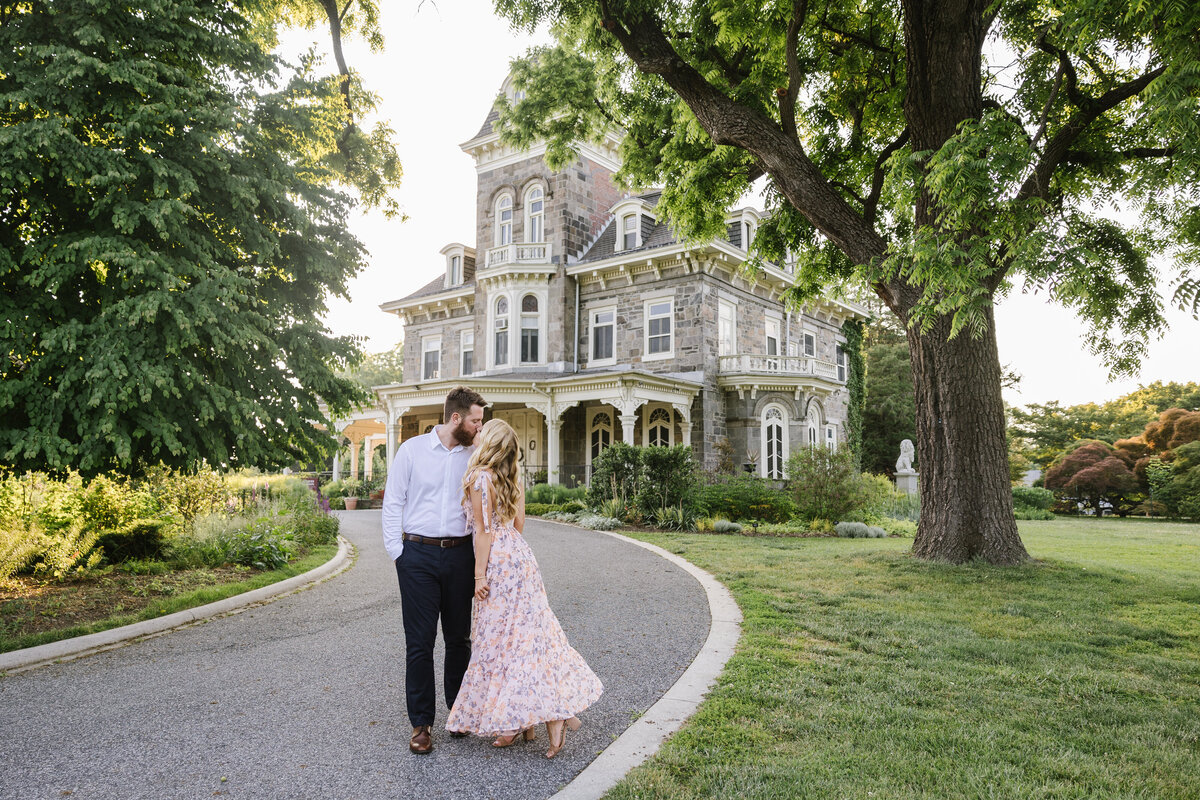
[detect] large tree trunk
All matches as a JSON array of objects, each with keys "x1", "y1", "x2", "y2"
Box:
[{"x1": 906, "y1": 306, "x2": 1029, "y2": 564}]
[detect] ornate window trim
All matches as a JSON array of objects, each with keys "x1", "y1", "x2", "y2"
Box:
[
  {"x1": 524, "y1": 184, "x2": 545, "y2": 244},
  {"x1": 761, "y1": 403, "x2": 789, "y2": 479},
  {"x1": 642, "y1": 403, "x2": 674, "y2": 447},
  {"x1": 495, "y1": 193, "x2": 513, "y2": 246}
]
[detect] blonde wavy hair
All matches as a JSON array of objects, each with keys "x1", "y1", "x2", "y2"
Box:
[{"x1": 462, "y1": 419, "x2": 522, "y2": 524}]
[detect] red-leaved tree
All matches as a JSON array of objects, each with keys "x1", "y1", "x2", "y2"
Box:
[{"x1": 1045, "y1": 441, "x2": 1140, "y2": 516}]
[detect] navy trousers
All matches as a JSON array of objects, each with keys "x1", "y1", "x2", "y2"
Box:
[{"x1": 394, "y1": 539, "x2": 474, "y2": 728}]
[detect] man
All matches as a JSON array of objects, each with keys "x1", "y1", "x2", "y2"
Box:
[{"x1": 382, "y1": 386, "x2": 486, "y2": 754}]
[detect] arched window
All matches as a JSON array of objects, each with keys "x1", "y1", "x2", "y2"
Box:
[
  {"x1": 520, "y1": 294, "x2": 539, "y2": 363},
  {"x1": 590, "y1": 412, "x2": 612, "y2": 462},
  {"x1": 494, "y1": 296, "x2": 509, "y2": 366},
  {"x1": 762, "y1": 405, "x2": 788, "y2": 479},
  {"x1": 807, "y1": 405, "x2": 821, "y2": 449},
  {"x1": 647, "y1": 407, "x2": 672, "y2": 447},
  {"x1": 525, "y1": 185, "x2": 544, "y2": 243},
  {"x1": 495, "y1": 194, "x2": 513, "y2": 246}
]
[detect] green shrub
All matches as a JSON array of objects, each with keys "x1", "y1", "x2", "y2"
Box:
[
  {"x1": 561, "y1": 499, "x2": 588, "y2": 513},
  {"x1": 525, "y1": 502, "x2": 564, "y2": 517},
  {"x1": 695, "y1": 517, "x2": 715, "y2": 531},
  {"x1": 871, "y1": 517, "x2": 917, "y2": 537},
  {"x1": 699, "y1": 474, "x2": 796, "y2": 523},
  {"x1": 755, "y1": 521, "x2": 813, "y2": 536},
  {"x1": 96, "y1": 518, "x2": 171, "y2": 563},
  {"x1": 142, "y1": 466, "x2": 230, "y2": 522},
  {"x1": 33, "y1": 518, "x2": 105, "y2": 579},
  {"x1": 223, "y1": 530, "x2": 293, "y2": 570},
  {"x1": 596, "y1": 498, "x2": 627, "y2": 521},
  {"x1": 808, "y1": 518, "x2": 836, "y2": 534},
  {"x1": 787, "y1": 448, "x2": 871, "y2": 522},
  {"x1": 587, "y1": 442, "x2": 643, "y2": 506},
  {"x1": 712, "y1": 519, "x2": 742, "y2": 534},
  {"x1": 637, "y1": 445, "x2": 701, "y2": 518},
  {"x1": 120, "y1": 558, "x2": 171, "y2": 576},
  {"x1": 1012, "y1": 486, "x2": 1055, "y2": 511},
  {"x1": 1013, "y1": 505, "x2": 1056, "y2": 520},
  {"x1": 653, "y1": 505, "x2": 698, "y2": 531},
  {"x1": 527, "y1": 484, "x2": 588, "y2": 504}
]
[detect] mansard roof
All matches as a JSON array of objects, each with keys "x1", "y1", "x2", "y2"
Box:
[
  {"x1": 396, "y1": 273, "x2": 475, "y2": 303},
  {"x1": 578, "y1": 191, "x2": 675, "y2": 263},
  {"x1": 474, "y1": 107, "x2": 501, "y2": 139}
]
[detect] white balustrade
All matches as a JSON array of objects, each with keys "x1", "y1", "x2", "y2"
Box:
[
  {"x1": 718, "y1": 354, "x2": 841, "y2": 380},
  {"x1": 485, "y1": 243, "x2": 550, "y2": 267}
]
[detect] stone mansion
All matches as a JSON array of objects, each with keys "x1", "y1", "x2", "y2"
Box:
[{"x1": 333, "y1": 78, "x2": 867, "y2": 486}]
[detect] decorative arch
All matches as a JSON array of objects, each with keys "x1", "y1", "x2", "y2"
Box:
[
  {"x1": 494, "y1": 192, "x2": 514, "y2": 246},
  {"x1": 523, "y1": 181, "x2": 547, "y2": 244},
  {"x1": 761, "y1": 403, "x2": 789, "y2": 479}
]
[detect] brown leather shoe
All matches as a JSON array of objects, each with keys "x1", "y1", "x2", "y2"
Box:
[{"x1": 409, "y1": 725, "x2": 433, "y2": 754}]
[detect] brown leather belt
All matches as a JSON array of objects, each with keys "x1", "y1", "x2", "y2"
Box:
[{"x1": 402, "y1": 533, "x2": 471, "y2": 548}]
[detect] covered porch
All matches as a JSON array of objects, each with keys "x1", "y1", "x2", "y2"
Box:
[{"x1": 374, "y1": 370, "x2": 702, "y2": 486}]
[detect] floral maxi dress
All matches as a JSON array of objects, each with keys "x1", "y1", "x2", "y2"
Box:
[{"x1": 446, "y1": 472, "x2": 603, "y2": 736}]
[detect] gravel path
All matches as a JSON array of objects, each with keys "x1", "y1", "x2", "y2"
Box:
[{"x1": 0, "y1": 511, "x2": 709, "y2": 800}]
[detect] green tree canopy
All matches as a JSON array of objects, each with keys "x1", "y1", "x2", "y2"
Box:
[
  {"x1": 0, "y1": 0, "x2": 379, "y2": 477},
  {"x1": 861, "y1": 320, "x2": 916, "y2": 476},
  {"x1": 492, "y1": 0, "x2": 1200, "y2": 563},
  {"x1": 341, "y1": 342, "x2": 404, "y2": 390},
  {"x1": 1012, "y1": 381, "x2": 1200, "y2": 467}
]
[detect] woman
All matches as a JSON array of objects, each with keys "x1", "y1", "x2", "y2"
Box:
[{"x1": 445, "y1": 419, "x2": 603, "y2": 758}]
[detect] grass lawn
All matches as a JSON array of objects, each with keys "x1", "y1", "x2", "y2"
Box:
[
  {"x1": 0, "y1": 544, "x2": 338, "y2": 655},
  {"x1": 613, "y1": 518, "x2": 1200, "y2": 799}
]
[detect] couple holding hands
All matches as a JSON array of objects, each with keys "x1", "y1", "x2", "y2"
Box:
[{"x1": 381, "y1": 387, "x2": 602, "y2": 759}]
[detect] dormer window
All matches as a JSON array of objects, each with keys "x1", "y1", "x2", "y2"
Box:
[
  {"x1": 496, "y1": 194, "x2": 513, "y2": 246},
  {"x1": 448, "y1": 255, "x2": 462, "y2": 286},
  {"x1": 743, "y1": 220, "x2": 755, "y2": 251},
  {"x1": 622, "y1": 214, "x2": 638, "y2": 250},
  {"x1": 525, "y1": 185, "x2": 544, "y2": 243}
]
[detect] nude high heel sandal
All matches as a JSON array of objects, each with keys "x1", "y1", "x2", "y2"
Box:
[
  {"x1": 544, "y1": 716, "x2": 582, "y2": 759},
  {"x1": 492, "y1": 727, "x2": 536, "y2": 748}
]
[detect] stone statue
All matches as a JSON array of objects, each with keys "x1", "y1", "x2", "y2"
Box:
[{"x1": 894, "y1": 439, "x2": 917, "y2": 495}]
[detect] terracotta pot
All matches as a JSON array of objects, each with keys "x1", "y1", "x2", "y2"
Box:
[{"x1": 344, "y1": 497, "x2": 359, "y2": 511}]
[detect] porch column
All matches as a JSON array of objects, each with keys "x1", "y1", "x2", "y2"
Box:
[
  {"x1": 674, "y1": 401, "x2": 695, "y2": 450},
  {"x1": 349, "y1": 441, "x2": 361, "y2": 480},
  {"x1": 618, "y1": 414, "x2": 637, "y2": 444},
  {"x1": 364, "y1": 438, "x2": 374, "y2": 480},
  {"x1": 332, "y1": 450, "x2": 341, "y2": 482},
  {"x1": 386, "y1": 403, "x2": 410, "y2": 467},
  {"x1": 546, "y1": 415, "x2": 562, "y2": 485}
]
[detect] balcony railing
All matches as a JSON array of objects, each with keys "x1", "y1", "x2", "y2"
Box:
[
  {"x1": 485, "y1": 243, "x2": 550, "y2": 267},
  {"x1": 718, "y1": 354, "x2": 842, "y2": 381}
]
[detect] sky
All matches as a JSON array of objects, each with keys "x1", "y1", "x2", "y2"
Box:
[{"x1": 301, "y1": 1, "x2": 1199, "y2": 411}]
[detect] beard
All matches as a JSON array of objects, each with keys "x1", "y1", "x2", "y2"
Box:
[{"x1": 451, "y1": 419, "x2": 476, "y2": 447}]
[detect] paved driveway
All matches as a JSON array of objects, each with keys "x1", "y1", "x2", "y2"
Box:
[{"x1": 0, "y1": 511, "x2": 709, "y2": 800}]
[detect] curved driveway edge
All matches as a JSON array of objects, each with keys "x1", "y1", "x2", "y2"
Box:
[
  {"x1": 553, "y1": 527, "x2": 743, "y2": 800},
  {"x1": 0, "y1": 535, "x2": 354, "y2": 675}
]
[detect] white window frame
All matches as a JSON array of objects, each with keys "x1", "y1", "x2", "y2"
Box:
[
  {"x1": 589, "y1": 305, "x2": 617, "y2": 367},
  {"x1": 826, "y1": 424, "x2": 838, "y2": 452},
  {"x1": 807, "y1": 405, "x2": 822, "y2": 449},
  {"x1": 519, "y1": 293, "x2": 541, "y2": 365},
  {"x1": 448, "y1": 254, "x2": 462, "y2": 287},
  {"x1": 743, "y1": 220, "x2": 755, "y2": 252},
  {"x1": 460, "y1": 328, "x2": 474, "y2": 376},
  {"x1": 836, "y1": 344, "x2": 847, "y2": 382},
  {"x1": 524, "y1": 185, "x2": 544, "y2": 243},
  {"x1": 492, "y1": 294, "x2": 510, "y2": 368},
  {"x1": 642, "y1": 403, "x2": 674, "y2": 447},
  {"x1": 621, "y1": 213, "x2": 639, "y2": 251},
  {"x1": 718, "y1": 298, "x2": 736, "y2": 357},
  {"x1": 643, "y1": 295, "x2": 674, "y2": 361},
  {"x1": 421, "y1": 335, "x2": 441, "y2": 381},
  {"x1": 801, "y1": 331, "x2": 816, "y2": 358},
  {"x1": 765, "y1": 315, "x2": 781, "y2": 357},
  {"x1": 495, "y1": 193, "x2": 513, "y2": 246},
  {"x1": 589, "y1": 407, "x2": 614, "y2": 463},
  {"x1": 761, "y1": 404, "x2": 789, "y2": 479}
]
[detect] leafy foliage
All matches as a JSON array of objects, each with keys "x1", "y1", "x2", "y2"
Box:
[
  {"x1": 786, "y1": 447, "x2": 872, "y2": 522},
  {"x1": 861, "y1": 322, "x2": 916, "y2": 475},
  {"x1": 0, "y1": 0, "x2": 373, "y2": 476},
  {"x1": 586, "y1": 442, "x2": 643, "y2": 507},
  {"x1": 1044, "y1": 441, "x2": 1141, "y2": 515},
  {"x1": 698, "y1": 474, "x2": 796, "y2": 524},
  {"x1": 636, "y1": 445, "x2": 700, "y2": 518},
  {"x1": 493, "y1": 0, "x2": 1200, "y2": 563}
]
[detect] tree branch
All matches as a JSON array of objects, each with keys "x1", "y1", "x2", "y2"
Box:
[
  {"x1": 778, "y1": 0, "x2": 808, "y2": 144},
  {"x1": 1031, "y1": 62, "x2": 1064, "y2": 150},
  {"x1": 1017, "y1": 64, "x2": 1166, "y2": 202},
  {"x1": 864, "y1": 128, "x2": 909, "y2": 226},
  {"x1": 597, "y1": 4, "x2": 888, "y2": 268}
]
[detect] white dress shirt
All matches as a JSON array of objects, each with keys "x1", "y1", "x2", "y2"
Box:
[{"x1": 381, "y1": 426, "x2": 476, "y2": 560}]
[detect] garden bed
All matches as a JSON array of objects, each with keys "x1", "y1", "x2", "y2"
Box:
[{"x1": 0, "y1": 545, "x2": 336, "y2": 654}]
